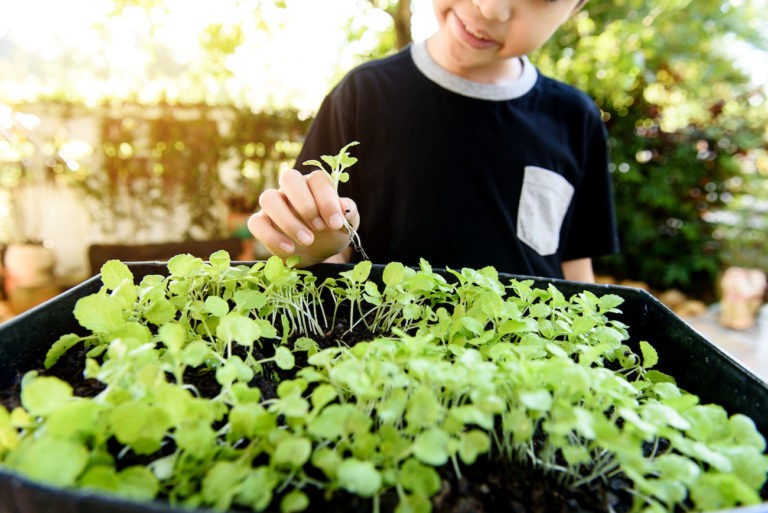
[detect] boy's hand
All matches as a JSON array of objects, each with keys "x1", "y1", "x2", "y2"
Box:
[{"x1": 247, "y1": 168, "x2": 360, "y2": 267}]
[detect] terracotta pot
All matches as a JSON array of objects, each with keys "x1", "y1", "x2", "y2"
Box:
[{"x1": 3, "y1": 242, "x2": 55, "y2": 290}]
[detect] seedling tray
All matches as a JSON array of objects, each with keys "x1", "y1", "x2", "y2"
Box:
[{"x1": 1, "y1": 262, "x2": 766, "y2": 513}]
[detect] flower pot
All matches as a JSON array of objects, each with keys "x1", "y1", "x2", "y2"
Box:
[
  {"x1": 3, "y1": 242, "x2": 55, "y2": 290},
  {"x1": 0, "y1": 262, "x2": 766, "y2": 513}
]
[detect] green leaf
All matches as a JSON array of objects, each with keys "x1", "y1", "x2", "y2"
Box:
[
  {"x1": 209, "y1": 249, "x2": 231, "y2": 270},
  {"x1": 232, "y1": 404, "x2": 276, "y2": 438},
  {"x1": 181, "y1": 340, "x2": 212, "y2": 367},
  {"x1": 378, "y1": 389, "x2": 408, "y2": 425},
  {"x1": 274, "y1": 436, "x2": 312, "y2": 468},
  {"x1": 570, "y1": 315, "x2": 597, "y2": 335},
  {"x1": 175, "y1": 421, "x2": 217, "y2": 459},
  {"x1": 167, "y1": 253, "x2": 203, "y2": 278},
  {"x1": 728, "y1": 414, "x2": 766, "y2": 451},
  {"x1": 639, "y1": 340, "x2": 659, "y2": 369},
  {"x1": 393, "y1": 493, "x2": 432, "y2": 513},
  {"x1": 310, "y1": 383, "x2": 337, "y2": 411},
  {"x1": 9, "y1": 436, "x2": 89, "y2": 487},
  {"x1": 337, "y1": 458, "x2": 382, "y2": 497},
  {"x1": 653, "y1": 454, "x2": 701, "y2": 485},
  {"x1": 399, "y1": 458, "x2": 441, "y2": 496},
  {"x1": 143, "y1": 292, "x2": 177, "y2": 326},
  {"x1": 116, "y1": 466, "x2": 160, "y2": 501},
  {"x1": 234, "y1": 289, "x2": 268, "y2": 310},
  {"x1": 21, "y1": 375, "x2": 73, "y2": 416},
  {"x1": 237, "y1": 467, "x2": 280, "y2": 512},
  {"x1": 519, "y1": 390, "x2": 553, "y2": 412},
  {"x1": 412, "y1": 428, "x2": 451, "y2": 466},
  {"x1": 216, "y1": 356, "x2": 254, "y2": 386},
  {"x1": 689, "y1": 472, "x2": 762, "y2": 510},
  {"x1": 274, "y1": 345, "x2": 295, "y2": 370},
  {"x1": 293, "y1": 336, "x2": 320, "y2": 355},
  {"x1": 217, "y1": 313, "x2": 261, "y2": 347},
  {"x1": 202, "y1": 461, "x2": 247, "y2": 510},
  {"x1": 109, "y1": 401, "x2": 172, "y2": 455},
  {"x1": 460, "y1": 316, "x2": 484, "y2": 335},
  {"x1": 79, "y1": 465, "x2": 119, "y2": 492},
  {"x1": 598, "y1": 294, "x2": 624, "y2": 312},
  {"x1": 264, "y1": 255, "x2": 286, "y2": 282},
  {"x1": 46, "y1": 399, "x2": 102, "y2": 439},
  {"x1": 383, "y1": 261, "x2": 406, "y2": 286},
  {"x1": 405, "y1": 386, "x2": 442, "y2": 429},
  {"x1": 45, "y1": 333, "x2": 83, "y2": 368},
  {"x1": 230, "y1": 383, "x2": 262, "y2": 404},
  {"x1": 302, "y1": 159, "x2": 323, "y2": 170},
  {"x1": 158, "y1": 322, "x2": 186, "y2": 353},
  {"x1": 351, "y1": 260, "x2": 372, "y2": 282},
  {"x1": 74, "y1": 294, "x2": 124, "y2": 333},
  {"x1": 458, "y1": 430, "x2": 491, "y2": 465},
  {"x1": 642, "y1": 402, "x2": 691, "y2": 431},
  {"x1": 311, "y1": 447, "x2": 342, "y2": 479},
  {"x1": 100, "y1": 259, "x2": 134, "y2": 290},
  {"x1": 205, "y1": 296, "x2": 230, "y2": 317},
  {"x1": 308, "y1": 404, "x2": 354, "y2": 440},
  {"x1": 280, "y1": 489, "x2": 309, "y2": 513}
]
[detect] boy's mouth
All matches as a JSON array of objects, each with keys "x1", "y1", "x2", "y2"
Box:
[{"x1": 451, "y1": 11, "x2": 498, "y2": 49}]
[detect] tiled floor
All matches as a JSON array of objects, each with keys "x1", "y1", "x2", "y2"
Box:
[{"x1": 684, "y1": 305, "x2": 768, "y2": 383}]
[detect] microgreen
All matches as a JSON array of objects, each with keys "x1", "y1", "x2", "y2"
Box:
[
  {"x1": 303, "y1": 141, "x2": 367, "y2": 259},
  {"x1": 0, "y1": 254, "x2": 766, "y2": 513}
]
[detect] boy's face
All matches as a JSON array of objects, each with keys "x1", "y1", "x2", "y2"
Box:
[{"x1": 430, "y1": 0, "x2": 584, "y2": 79}]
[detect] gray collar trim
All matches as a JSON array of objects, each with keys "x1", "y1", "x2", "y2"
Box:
[{"x1": 411, "y1": 39, "x2": 537, "y2": 101}]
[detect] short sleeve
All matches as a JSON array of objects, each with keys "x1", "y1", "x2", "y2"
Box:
[{"x1": 561, "y1": 113, "x2": 620, "y2": 260}]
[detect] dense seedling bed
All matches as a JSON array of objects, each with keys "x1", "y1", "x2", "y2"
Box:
[{"x1": 1, "y1": 253, "x2": 767, "y2": 513}]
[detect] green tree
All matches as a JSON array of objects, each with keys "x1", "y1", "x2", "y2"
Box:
[{"x1": 535, "y1": 0, "x2": 768, "y2": 296}]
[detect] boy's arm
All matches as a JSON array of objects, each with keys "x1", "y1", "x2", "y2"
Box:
[{"x1": 561, "y1": 257, "x2": 595, "y2": 283}]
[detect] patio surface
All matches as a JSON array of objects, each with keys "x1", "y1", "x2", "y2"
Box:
[{"x1": 684, "y1": 305, "x2": 768, "y2": 383}]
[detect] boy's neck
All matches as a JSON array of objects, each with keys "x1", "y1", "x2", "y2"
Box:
[{"x1": 425, "y1": 34, "x2": 524, "y2": 86}]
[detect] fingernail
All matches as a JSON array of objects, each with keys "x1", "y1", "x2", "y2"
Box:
[
  {"x1": 297, "y1": 230, "x2": 313, "y2": 245},
  {"x1": 329, "y1": 214, "x2": 344, "y2": 230},
  {"x1": 312, "y1": 217, "x2": 325, "y2": 230},
  {"x1": 279, "y1": 241, "x2": 294, "y2": 253}
]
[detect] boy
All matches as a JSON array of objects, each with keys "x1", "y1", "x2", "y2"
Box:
[{"x1": 248, "y1": 0, "x2": 618, "y2": 282}]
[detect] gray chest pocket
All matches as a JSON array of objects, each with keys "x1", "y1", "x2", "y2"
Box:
[{"x1": 516, "y1": 166, "x2": 574, "y2": 256}]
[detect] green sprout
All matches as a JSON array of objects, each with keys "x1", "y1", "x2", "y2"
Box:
[{"x1": 303, "y1": 141, "x2": 367, "y2": 259}]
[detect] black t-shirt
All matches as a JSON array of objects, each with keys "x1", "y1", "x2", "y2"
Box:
[{"x1": 297, "y1": 41, "x2": 619, "y2": 279}]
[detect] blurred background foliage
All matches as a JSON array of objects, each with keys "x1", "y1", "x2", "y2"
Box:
[
  {"x1": 534, "y1": 0, "x2": 768, "y2": 297},
  {"x1": 0, "y1": 0, "x2": 766, "y2": 297}
]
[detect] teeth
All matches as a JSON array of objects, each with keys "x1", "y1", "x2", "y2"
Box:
[{"x1": 463, "y1": 22, "x2": 488, "y2": 40}]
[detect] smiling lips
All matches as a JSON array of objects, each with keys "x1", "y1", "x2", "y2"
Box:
[{"x1": 451, "y1": 11, "x2": 499, "y2": 50}]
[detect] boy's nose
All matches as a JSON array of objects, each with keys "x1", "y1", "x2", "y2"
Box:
[{"x1": 472, "y1": 0, "x2": 512, "y2": 22}]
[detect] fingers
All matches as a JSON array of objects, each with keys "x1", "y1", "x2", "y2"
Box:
[
  {"x1": 279, "y1": 169, "x2": 328, "y2": 231},
  {"x1": 247, "y1": 211, "x2": 296, "y2": 257},
  {"x1": 306, "y1": 170, "x2": 345, "y2": 230},
  {"x1": 249, "y1": 168, "x2": 362, "y2": 265},
  {"x1": 258, "y1": 186, "x2": 315, "y2": 247}
]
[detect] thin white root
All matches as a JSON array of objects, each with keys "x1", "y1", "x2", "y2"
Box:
[{"x1": 342, "y1": 217, "x2": 368, "y2": 260}]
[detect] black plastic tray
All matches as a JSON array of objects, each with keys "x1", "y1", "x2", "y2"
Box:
[{"x1": 1, "y1": 262, "x2": 766, "y2": 513}]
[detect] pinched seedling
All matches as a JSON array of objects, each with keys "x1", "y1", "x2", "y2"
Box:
[{"x1": 303, "y1": 141, "x2": 368, "y2": 259}]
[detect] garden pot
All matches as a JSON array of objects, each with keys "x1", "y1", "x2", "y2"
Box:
[
  {"x1": 3, "y1": 242, "x2": 55, "y2": 290},
  {"x1": 0, "y1": 261, "x2": 766, "y2": 513}
]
